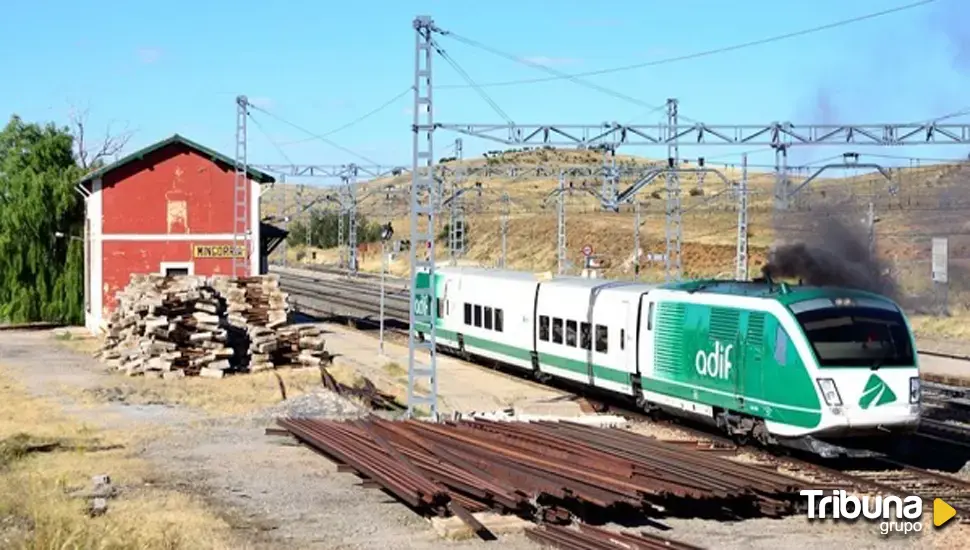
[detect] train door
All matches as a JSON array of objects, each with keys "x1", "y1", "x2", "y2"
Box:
[
  {"x1": 623, "y1": 300, "x2": 635, "y2": 370},
  {"x1": 442, "y1": 279, "x2": 451, "y2": 322},
  {"x1": 638, "y1": 296, "x2": 656, "y2": 379}
]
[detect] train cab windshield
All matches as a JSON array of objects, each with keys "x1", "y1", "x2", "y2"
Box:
[{"x1": 795, "y1": 306, "x2": 915, "y2": 368}]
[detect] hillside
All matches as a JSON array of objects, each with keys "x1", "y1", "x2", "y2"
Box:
[{"x1": 261, "y1": 148, "x2": 970, "y2": 308}]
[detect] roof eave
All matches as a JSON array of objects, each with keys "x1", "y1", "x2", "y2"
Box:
[{"x1": 76, "y1": 134, "x2": 276, "y2": 187}]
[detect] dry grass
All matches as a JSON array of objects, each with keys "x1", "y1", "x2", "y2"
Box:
[
  {"x1": 49, "y1": 328, "x2": 367, "y2": 416},
  {"x1": 70, "y1": 367, "x2": 327, "y2": 417},
  {"x1": 0, "y1": 367, "x2": 239, "y2": 550},
  {"x1": 910, "y1": 313, "x2": 970, "y2": 342}
]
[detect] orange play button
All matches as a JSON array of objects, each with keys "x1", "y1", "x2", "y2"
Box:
[{"x1": 934, "y1": 498, "x2": 957, "y2": 528}]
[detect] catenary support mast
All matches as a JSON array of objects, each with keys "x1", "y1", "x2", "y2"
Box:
[
  {"x1": 736, "y1": 153, "x2": 749, "y2": 281},
  {"x1": 408, "y1": 16, "x2": 439, "y2": 419},
  {"x1": 664, "y1": 99, "x2": 682, "y2": 281},
  {"x1": 233, "y1": 96, "x2": 250, "y2": 278}
]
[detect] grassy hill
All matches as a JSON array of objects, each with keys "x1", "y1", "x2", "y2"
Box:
[{"x1": 261, "y1": 148, "x2": 970, "y2": 315}]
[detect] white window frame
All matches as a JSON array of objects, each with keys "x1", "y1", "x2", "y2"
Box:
[{"x1": 159, "y1": 261, "x2": 195, "y2": 276}]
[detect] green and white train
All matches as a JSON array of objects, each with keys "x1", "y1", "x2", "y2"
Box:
[{"x1": 414, "y1": 266, "x2": 922, "y2": 456}]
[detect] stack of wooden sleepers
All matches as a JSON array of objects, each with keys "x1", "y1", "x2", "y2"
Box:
[{"x1": 95, "y1": 273, "x2": 329, "y2": 378}]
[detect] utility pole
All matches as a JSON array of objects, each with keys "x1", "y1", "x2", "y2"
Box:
[
  {"x1": 449, "y1": 138, "x2": 465, "y2": 265},
  {"x1": 867, "y1": 200, "x2": 875, "y2": 257},
  {"x1": 500, "y1": 192, "x2": 510, "y2": 269},
  {"x1": 380, "y1": 240, "x2": 387, "y2": 353},
  {"x1": 664, "y1": 98, "x2": 682, "y2": 282},
  {"x1": 407, "y1": 15, "x2": 439, "y2": 420},
  {"x1": 279, "y1": 174, "x2": 288, "y2": 268},
  {"x1": 633, "y1": 201, "x2": 641, "y2": 279},
  {"x1": 337, "y1": 189, "x2": 345, "y2": 268},
  {"x1": 378, "y1": 197, "x2": 394, "y2": 355},
  {"x1": 557, "y1": 171, "x2": 567, "y2": 275},
  {"x1": 601, "y1": 145, "x2": 618, "y2": 209},
  {"x1": 695, "y1": 157, "x2": 706, "y2": 194},
  {"x1": 347, "y1": 164, "x2": 359, "y2": 274},
  {"x1": 736, "y1": 153, "x2": 749, "y2": 281},
  {"x1": 773, "y1": 144, "x2": 790, "y2": 210},
  {"x1": 232, "y1": 95, "x2": 250, "y2": 279}
]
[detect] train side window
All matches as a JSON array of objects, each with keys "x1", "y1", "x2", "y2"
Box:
[
  {"x1": 552, "y1": 318, "x2": 564, "y2": 344},
  {"x1": 774, "y1": 326, "x2": 789, "y2": 365},
  {"x1": 565, "y1": 320, "x2": 577, "y2": 347},
  {"x1": 437, "y1": 298, "x2": 444, "y2": 319},
  {"x1": 580, "y1": 322, "x2": 591, "y2": 350},
  {"x1": 484, "y1": 306, "x2": 494, "y2": 330},
  {"x1": 620, "y1": 329, "x2": 625, "y2": 350},
  {"x1": 474, "y1": 305, "x2": 482, "y2": 327},
  {"x1": 446, "y1": 300, "x2": 450, "y2": 315},
  {"x1": 595, "y1": 325, "x2": 608, "y2": 353},
  {"x1": 464, "y1": 303, "x2": 472, "y2": 325},
  {"x1": 647, "y1": 302, "x2": 655, "y2": 330},
  {"x1": 495, "y1": 309, "x2": 504, "y2": 332},
  {"x1": 539, "y1": 315, "x2": 550, "y2": 341}
]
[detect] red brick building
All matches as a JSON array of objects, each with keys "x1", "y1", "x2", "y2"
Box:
[{"x1": 78, "y1": 134, "x2": 278, "y2": 333}]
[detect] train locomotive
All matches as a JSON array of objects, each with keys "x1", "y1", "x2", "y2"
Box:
[{"x1": 413, "y1": 266, "x2": 922, "y2": 457}]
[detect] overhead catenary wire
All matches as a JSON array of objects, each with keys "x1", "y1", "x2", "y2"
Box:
[
  {"x1": 280, "y1": 87, "x2": 415, "y2": 146},
  {"x1": 439, "y1": 30, "x2": 693, "y2": 123},
  {"x1": 436, "y1": 0, "x2": 936, "y2": 90},
  {"x1": 247, "y1": 104, "x2": 384, "y2": 166},
  {"x1": 431, "y1": 39, "x2": 515, "y2": 125},
  {"x1": 249, "y1": 114, "x2": 296, "y2": 166}
]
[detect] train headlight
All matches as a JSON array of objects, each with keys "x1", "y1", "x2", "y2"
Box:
[
  {"x1": 910, "y1": 377, "x2": 920, "y2": 404},
  {"x1": 816, "y1": 378, "x2": 843, "y2": 406}
]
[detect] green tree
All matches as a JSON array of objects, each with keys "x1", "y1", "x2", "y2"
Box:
[
  {"x1": 0, "y1": 116, "x2": 85, "y2": 323},
  {"x1": 286, "y1": 210, "x2": 384, "y2": 249}
]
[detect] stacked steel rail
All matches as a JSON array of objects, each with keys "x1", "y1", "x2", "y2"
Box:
[
  {"x1": 275, "y1": 417, "x2": 814, "y2": 543},
  {"x1": 527, "y1": 523, "x2": 704, "y2": 550}
]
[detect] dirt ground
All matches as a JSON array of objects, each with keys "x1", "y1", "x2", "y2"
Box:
[{"x1": 1, "y1": 326, "x2": 967, "y2": 549}]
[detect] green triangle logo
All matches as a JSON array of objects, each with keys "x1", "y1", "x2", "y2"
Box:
[{"x1": 858, "y1": 374, "x2": 897, "y2": 409}]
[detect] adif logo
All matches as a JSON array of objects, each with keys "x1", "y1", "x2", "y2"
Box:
[
  {"x1": 802, "y1": 490, "x2": 923, "y2": 536},
  {"x1": 859, "y1": 374, "x2": 897, "y2": 409},
  {"x1": 695, "y1": 341, "x2": 733, "y2": 379}
]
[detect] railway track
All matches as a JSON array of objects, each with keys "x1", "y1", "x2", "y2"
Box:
[
  {"x1": 277, "y1": 267, "x2": 970, "y2": 522},
  {"x1": 278, "y1": 264, "x2": 970, "y2": 360},
  {"x1": 277, "y1": 267, "x2": 969, "y2": 415}
]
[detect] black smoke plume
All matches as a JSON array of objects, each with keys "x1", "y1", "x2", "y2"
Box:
[{"x1": 762, "y1": 213, "x2": 898, "y2": 299}]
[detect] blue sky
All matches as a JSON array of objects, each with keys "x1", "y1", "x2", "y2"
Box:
[{"x1": 2, "y1": 0, "x2": 968, "y2": 182}]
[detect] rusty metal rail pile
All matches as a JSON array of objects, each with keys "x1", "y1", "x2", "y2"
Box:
[
  {"x1": 276, "y1": 417, "x2": 815, "y2": 532},
  {"x1": 526, "y1": 523, "x2": 704, "y2": 550},
  {"x1": 318, "y1": 367, "x2": 403, "y2": 411}
]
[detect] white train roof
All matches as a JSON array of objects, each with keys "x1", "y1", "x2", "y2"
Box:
[{"x1": 432, "y1": 265, "x2": 661, "y2": 293}]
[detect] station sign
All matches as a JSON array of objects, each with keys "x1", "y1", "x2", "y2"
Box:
[
  {"x1": 192, "y1": 244, "x2": 246, "y2": 259},
  {"x1": 582, "y1": 244, "x2": 593, "y2": 257}
]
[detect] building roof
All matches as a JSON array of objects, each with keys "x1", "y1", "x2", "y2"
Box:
[
  {"x1": 77, "y1": 134, "x2": 276, "y2": 186},
  {"x1": 260, "y1": 222, "x2": 288, "y2": 256}
]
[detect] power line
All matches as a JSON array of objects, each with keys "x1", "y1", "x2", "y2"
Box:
[
  {"x1": 249, "y1": 114, "x2": 296, "y2": 166},
  {"x1": 248, "y1": 104, "x2": 384, "y2": 166},
  {"x1": 437, "y1": 0, "x2": 935, "y2": 90},
  {"x1": 440, "y1": 31, "x2": 692, "y2": 122},
  {"x1": 280, "y1": 87, "x2": 414, "y2": 146},
  {"x1": 432, "y1": 39, "x2": 515, "y2": 125}
]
